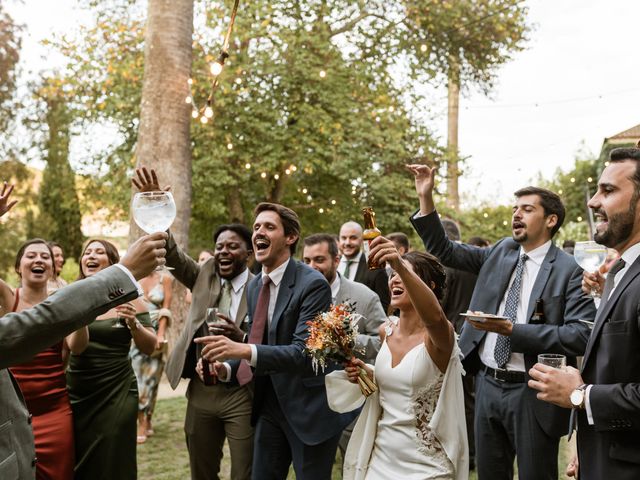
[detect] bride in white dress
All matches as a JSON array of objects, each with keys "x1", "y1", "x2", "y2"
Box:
[{"x1": 342, "y1": 236, "x2": 468, "y2": 480}]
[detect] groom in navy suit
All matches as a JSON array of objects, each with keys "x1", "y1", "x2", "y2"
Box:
[{"x1": 199, "y1": 203, "x2": 356, "y2": 479}]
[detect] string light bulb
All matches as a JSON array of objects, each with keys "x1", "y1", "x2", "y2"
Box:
[
  {"x1": 420, "y1": 44, "x2": 427, "y2": 52},
  {"x1": 319, "y1": 70, "x2": 327, "y2": 78},
  {"x1": 185, "y1": 96, "x2": 192, "y2": 104},
  {"x1": 274, "y1": 174, "x2": 280, "y2": 180},
  {"x1": 245, "y1": 163, "x2": 251, "y2": 169},
  {"x1": 227, "y1": 143, "x2": 233, "y2": 150},
  {"x1": 191, "y1": 110, "x2": 199, "y2": 119},
  {"x1": 204, "y1": 107, "x2": 214, "y2": 118},
  {"x1": 210, "y1": 61, "x2": 224, "y2": 76},
  {"x1": 260, "y1": 172, "x2": 267, "y2": 178},
  {"x1": 200, "y1": 116, "x2": 208, "y2": 124},
  {"x1": 302, "y1": 188, "x2": 308, "y2": 194}
]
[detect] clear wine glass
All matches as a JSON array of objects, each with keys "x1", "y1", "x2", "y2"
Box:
[
  {"x1": 132, "y1": 191, "x2": 176, "y2": 271},
  {"x1": 574, "y1": 240, "x2": 607, "y2": 298}
]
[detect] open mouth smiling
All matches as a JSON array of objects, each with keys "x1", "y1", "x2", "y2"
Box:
[{"x1": 254, "y1": 238, "x2": 270, "y2": 252}]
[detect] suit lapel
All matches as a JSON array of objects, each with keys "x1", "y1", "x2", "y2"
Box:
[
  {"x1": 235, "y1": 272, "x2": 253, "y2": 326},
  {"x1": 190, "y1": 270, "x2": 220, "y2": 339},
  {"x1": 354, "y1": 254, "x2": 367, "y2": 283},
  {"x1": 582, "y1": 258, "x2": 640, "y2": 368},
  {"x1": 269, "y1": 260, "x2": 296, "y2": 342},
  {"x1": 494, "y1": 247, "x2": 520, "y2": 314},
  {"x1": 526, "y1": 246, "x2": 556, "y2": 321}
]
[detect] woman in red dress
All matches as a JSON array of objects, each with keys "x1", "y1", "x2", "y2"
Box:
[{"x1": 0, "y1": 239, "x2": 88, "y2": 480}]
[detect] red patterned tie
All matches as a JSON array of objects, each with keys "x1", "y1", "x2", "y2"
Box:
[{"x1": 236, "y1": 275, "x2": 271, "y2": 386}]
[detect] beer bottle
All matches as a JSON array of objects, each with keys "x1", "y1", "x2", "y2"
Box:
[
  {"x1": 530, "y1": 298, "x2": 544, "y2": 324},
  {"x1": 202, "y1": 358, "x2": 216, "y2": 385},
  {"x1": 362, "y1": 206, "x2": 385, "y2": 270}
]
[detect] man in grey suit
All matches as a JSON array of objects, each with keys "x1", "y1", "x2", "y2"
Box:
[
  {"x1": 165, "y1": 224, "x2": 255, "y2": 480},
  {"x1": 338, "y1": 221, "x2": 391, "y2": 312},
  {"x1": 407, "y1": 164, "x2": 596, "y2": 480},
  {"x1": 198, "y1": 203, "x2": 357, "y2": 479},
  {"x1": 302, "y1": 233, "x2": 387, "y2": 458},
  {"x1": 0, "y1": 183, "x2": 166, "y2": 480},
  {"x1": 302, "y1": 233, "x2": 386, "y2": 364},
  {"x1": 529, "y1": 145, "x2": 640, "y2": 480}
]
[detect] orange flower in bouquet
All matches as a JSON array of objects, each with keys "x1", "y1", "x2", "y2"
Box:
[{"x1": 305, "y1": 303, "x2": 377, "y2": 397}]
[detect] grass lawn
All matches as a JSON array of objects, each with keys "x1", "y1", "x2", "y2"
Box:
[{"x1": 138, "y1": 396, "x2": 572, "y2": 479}]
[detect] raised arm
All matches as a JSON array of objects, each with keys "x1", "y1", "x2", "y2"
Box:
[
  {"x1": 0, "y1": 181, "x2": 18, "y2": 217},
  {"x1": 369, "y1": 236, "x2": 454, "y2": 372}
]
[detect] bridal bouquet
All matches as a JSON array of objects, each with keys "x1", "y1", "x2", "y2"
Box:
[{"x1": 305, "y1": 303, "x2": 378, "y2": 397}]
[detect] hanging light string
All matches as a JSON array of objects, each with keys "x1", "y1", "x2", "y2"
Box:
[{"x1": 188, "y1": 0, "x2": 240, "y2": 123}]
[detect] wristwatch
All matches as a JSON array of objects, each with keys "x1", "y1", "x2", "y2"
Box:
[{"x1": 570, "y1": 384, "x2": 588, "y2": 409}]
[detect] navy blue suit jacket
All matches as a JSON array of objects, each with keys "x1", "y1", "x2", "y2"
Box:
[
  {"x1": 240, "y1": 259, "x2": 357, "y2": 446},
  {"x1": 411, "y1": 210, "x2": 596, "y2": 437}
]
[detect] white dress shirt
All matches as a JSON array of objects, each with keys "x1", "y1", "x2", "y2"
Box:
[
  {"x1": 330, "y1": 274, "x2": 341, "y2": 304},
  {"x1": 248, "y1": 258, "x2": 291, "y2": 366},
  {"x1": 220, "y1": 268, "x2": 249, "y2": 322},
  {"x1": 338, "y1": 252, "x2": 362, "y2": 281},
  {"x1": 479, "y1": 240, "x2": 552, "y2": 372}
]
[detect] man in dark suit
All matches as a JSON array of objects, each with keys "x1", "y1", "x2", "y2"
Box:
[
  {"x1": 338, "y1": 221, "x2": 390, "y2": 312},
  {"x1": 0, "y1": 184, "x2": 166, "y2": 479},
  {"x1": 302, "y1": 233, "x2": 387, "y2": 458},
  {"x1": 529, "y1": 145, "x2": 640, "y2": 480},
  {"x1": 440, "y1": 218, "x2": 480, "y2": 470},
  {"x1": 198, "y1": 203, "x2": 357, "y2": 480},
  {"x1": 407, "y1": 164, "x2": 596, "y2": 480},
  {"x1": 165, "y1": 224, "x2": 254, "y2": 480}
]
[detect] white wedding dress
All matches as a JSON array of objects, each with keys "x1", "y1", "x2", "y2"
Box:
[
  {"x1": 326, "y1": 323, "x2": 468, "y2": 480},
  {"x1": 366, "y1": 339, "x2": 455, "y2": 479}
]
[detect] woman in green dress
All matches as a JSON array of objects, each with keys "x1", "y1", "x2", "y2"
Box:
[{"x1": 67, "y1": 239, "x2": 157, "y2": 479}]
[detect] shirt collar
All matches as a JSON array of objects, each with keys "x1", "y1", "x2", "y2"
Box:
[
  {"x1": 330, "y1": 273, "x2": 341, "y2": 301},
  {"x1": 221, "y1": 268, "x2": 249, "y2": 293},
  {"x1": 262, "y1": 258, "x2": 290, "y2": 287},
  {"x1": 520, "y1": 240, "x2": 552, "y2": 266},
  {"x1": 340, "y1": 251, "x2": 362, "y2": 264},
  {"x1": 620, "y1": 242, "x2": 640, "y2": 267}
]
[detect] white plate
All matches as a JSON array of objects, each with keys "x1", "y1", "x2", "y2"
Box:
[{"x1": 460, "y1": 312, "x2": 510, "y2": 323}]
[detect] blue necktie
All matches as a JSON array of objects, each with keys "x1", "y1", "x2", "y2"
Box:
[{"x1": 494, "y1": 254, "x2": 528, "y2": 368}]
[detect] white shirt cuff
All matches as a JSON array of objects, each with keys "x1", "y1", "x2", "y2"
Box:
[
  {"x1": 113, "y1": 264, "x2": 143, "y2": 297},
  {"x1": 219, "y1": 362, "x2": 232, "y2": 383},
  {"x1": 585, "y1": 384, "x2": 594, "y2": 425},
  {"x1": 413, "y1": 210, "x2": 427, "y2": 219},
  {"x1": 250, "y1": 344, "x2": 258, "y2": 367}
]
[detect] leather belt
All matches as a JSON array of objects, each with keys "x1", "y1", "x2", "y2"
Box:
[{"x1": 483, "y1": 365, "x2": 526, "y2": 383}]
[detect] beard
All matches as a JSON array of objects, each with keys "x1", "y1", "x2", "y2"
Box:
[
  {"x1": 512, "y1": 221, "x2": 527, "y2": 243},
  {"x1": 593, "y1": 205, "x2": 636, "y2": 248}
]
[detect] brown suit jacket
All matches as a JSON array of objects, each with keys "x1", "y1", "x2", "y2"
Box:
[{"x1": 164, "y1": 233, "x2": 252, "y2": 388}]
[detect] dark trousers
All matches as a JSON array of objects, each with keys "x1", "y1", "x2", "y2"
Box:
[
  {"x1": 475, "y1": 370, "x2": 559, "y2": 480},
  {"x1": 184, "y1": 380, "x2": 254, "y2": 480},
  {"x1": 252, "y1": 381, "x2": 340, "y2": 480},
  {"x1": 462, "y1": 371, "x2": 476, "y2": 468}
]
